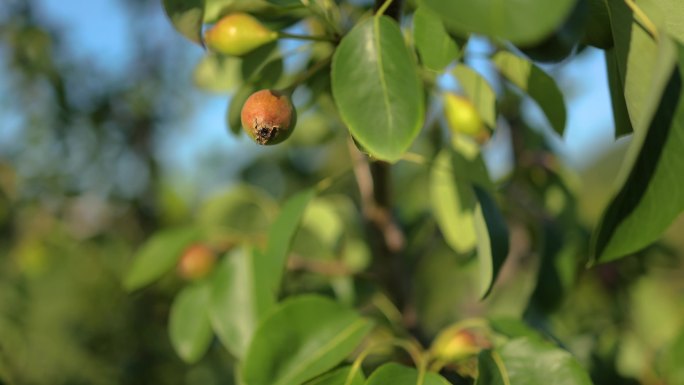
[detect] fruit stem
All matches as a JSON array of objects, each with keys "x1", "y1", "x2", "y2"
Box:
[
  {"x1": 375, "y1": 0, "x2": 395, "y2": 16},
  {"x1": 282, "y1": 55, "x2": 332, "y2": 95},
  {"x1": 623, "y1": 0, "x2": 660, "y2": 41},
  {"x1": 277, "y1": 31, "x2": 336, "y2": 43}
]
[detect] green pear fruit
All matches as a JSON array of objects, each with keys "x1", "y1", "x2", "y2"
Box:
[
  {"x1": 205, "y1": 13, "x2": 278, "y2": 57},
  {"x1": 444, "y1": 93, "x2": 488, "y2": 143}
]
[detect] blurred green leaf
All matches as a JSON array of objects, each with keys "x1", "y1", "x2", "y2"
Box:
[
  {"x1": 365, "y1": 363, "x2": 451, "y2": 385},
  {"x1": 332, "y1": 16, "x2": 424, "y2": 162},
  {"x1": 241, "y1": 42, "x2": 283, "y2": 88},
  {"x1": 228, "y1": 83, "x2": 256, "y2": 135},
  {"x1": 429, "y1": 150, "x2": 478, "y2": 254},
  {"x1": 421, "y1": 0, "x2": 576, "y2": 45},
  {"x1": 209, "y1": 247, "x2": 275, "y2": 360},
  {"x1": 453, "y1": 64, "x2": 497, "y2": 129},
  {"x1": 262, "y1": 188, "x2": 316, "y2": 295},
  {"x1": 413, "y1": 6, "x2": 460, "y2": 72},
  {"x1": 124, "y1": 226, "x2": 202, "y2": 292},
  {"x1": 476, "y1": 337, "x2": 593, "y2": 385},
  {"x1": 604, "y1": 48, "x2": 633, "y2": 137},
  {"x1": 162, "y1": 0, "x2": 204, "y2": 45},
  {"x1": 591, "y1": 40, "x2": 684, "y2": 263},
  {"x1": 304, "y1": 366, "x2": 365, "y2": 385},
  {"x1": 660, "y1": 327, "x2": 684, "y2": 385},
  {"x1": 493, "y1": 51, "x2": 566, "y2": 135},
  {"x1": 194, "y1": 54, "x2": 242, "y2": 93},
  {"x1": 474, "y1": 186, "x2": 509, "y2": 299},
  {"x1": 242, "y1": 295, "x2": 373, "y2": 385},
  {"x1": 169, "y1": 281, "x2": 214, "y2": 363}
]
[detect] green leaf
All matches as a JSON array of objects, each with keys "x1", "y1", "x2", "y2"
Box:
[
  {"x1": 242, "y1": 295, "x2": 373, "y2": 385},
  {"x1": 591, "y1": 40, "x2": 684, "y2": 263},
  {"x1": 421, "y1": 0, "x2": 576, "y2": 45},
  {"x1": 604, "y1": 48, "x2": 633, "y2": 137},
  {"x1": 228, "y1": 83, "x2": 256, "y2": 135},
  {"x1": 262, "y1": 188, "x2": 316, "y2": 295},
  {"x1": 429, "y1": 150, "x2": 478, "y2": 254},
  {"x1": 209, "y1": 247, "x2": 275, "y2": 360},
  {"x1": 492, "y1": 51, "x2": 567, "y2": 136},
  {"x1": 162, "y1": 0, "x2": 204, "y2": 45},
  {"x1": 473, "y1": 186, "x2": 510, "y2": 299},
  {"x1": 241, "y1": 42, "x2": 283, "y2": 88},
  {"x1": 648, "y1": 0, "x2": 684, "y2": 43},
  {"x1": 169, "y1": 281, "x2": 214, "y2": 363},
  {"x1": 475, "y1": 337, "x2": 593, "y2": 385},
  {"x1": 124, "y1": 226, "x2": 202, "y2": 292},
  {"x1": 413, "y1": 6, "x2": 460, "y2": 72},
  {"x1": 453, "y1": 64, "x2": 497, "y2": 129},
  {"x1": 193, "y1": 54, "x2": 242, "y2": 93},
  {"x1": 365, "y1": 363, "x2": 452, "y2": 385},
  {"x1": 332, "y1": 16, "x2": 424, "y2": 162},
  {"x1": 305, "y1": 366, "x2": 365, "y2": 385}
]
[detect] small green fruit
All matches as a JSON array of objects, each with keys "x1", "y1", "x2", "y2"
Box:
[
  {"x1": 205, "y1": 13, "x2": 278, "y2": 57},
  {"x1": 177, "y1": 244, "x2": 217, "y2": 281},
  {"x1": 431, "y1": 328, "x2": 485, "y2": 362},
  {"x1": 241, "y1": 89, "x2": 297, "y2": 145},
  {"x1": 444, "y1": 93, "x2": 488, "y2": 142}
]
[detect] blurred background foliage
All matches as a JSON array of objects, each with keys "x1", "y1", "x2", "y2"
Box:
[{"x1": 0, "y1": 0, "x2": 683, "y2": 384}]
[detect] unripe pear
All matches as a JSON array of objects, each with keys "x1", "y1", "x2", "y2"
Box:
[
  {"x1": 204, "y1": 13, "x2": 278, "y2": 57},
  {"x1": 241, "y1": 89, "x2": 297, "y2": 145},
  {"x1": 443, "y1": 93, "x2": 488, "y2": 142},
  {"x1": 431, "y1": 328, "x2": 486, "y2": 362},
  {"x1": 177, "y1": 244, "x2": 217, "y2": 281}
]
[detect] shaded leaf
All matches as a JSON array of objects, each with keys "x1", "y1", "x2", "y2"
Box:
[
  {"x1": 169, "y1": 281, "x2": 214, "y2": 363},
  {"x1": 209, "y1": 247, "x2": 275, "y2": 359},
  {"x1": 332, "y1": 16, "x2": 424, "y2": 162},
  {"x1": 421, "y1": 0, "x2": 576, "y2": 45},
  {"x1": 365, "y1": 363, "x2": 451, "y2": 385},
  {"x1": 162, "y1": 0, "x2": 204, "y2": 45},
  {"x1": 604, "y1": 48, "x2": 633, "y2": 137},
  {"x1": 474, "y1": 186, "x2": 509, "y2": 299},
  {"x1": 476, "y1": 337, "x2": 593, "y2": 385},
  {"x1": 591, "y1": 40, "x2": 684, "y2": 263},
  {"x1": 413, "y1": 6, "x2": 459, "y2": 71},
  {"x1": 492, "y1": 51, "x2": 567, "y2": 135},
  {"x1": 453, "y1": 64, "x2": 497, "y2": 129},
  {"x1": 124, "y1": 226, "x2": 202, "y2": 292},
  {"x1": 242, "y1": 295, "x2": 373, "y2": 385}
]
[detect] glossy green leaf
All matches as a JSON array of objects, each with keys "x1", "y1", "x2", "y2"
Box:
[
  {"x1": 413, "y1": 6, "x2": 459, "y2": 72},
  {"x1": 453, "y1": 64, "x2": 497, "y2": 129},
  {"x1": 209, "y1": 247, "x2": 274, "y2": 359},
  {"x1": 242, "y1": 295, "x2": 373, "y2": 385},
  {"x1": 332, "y1": 16, "x2": 424, "y2": 162},
  {"x1": 474, "y1": 186, "x2": 510, "y2": 299},
  {"x1": 169, "y1": 281, "x2": 214, "y2": 363},
  {"x1": 493, "y1": 51, "x2": 567, "y2": 135},
  {"x1": 305, "y1": 366, "x2": 365, "y2": 385},
  {"x1": 476, "y1": 337, "x2": 593, "y2": 385},
  {"x1": 591, "y1": 41, "x2": 684, "y2": 263},
  {"x1": 365, "y1": 363, "x2": 451, "y2": 385},
  {"x1": 263, "y1": 189, "x2": 316, "y2": 294},
  {"x1": 162, "y1": 0, "x2": 204, "y2": 45},
  {"x1": 227, "y1": 83, "x2": 256, "y2": 135},
  {"x1": 124, "y1": 226, "x2": 202, "y2": 292},
  {"x1": 421, "y1": 0, "x2": 576, "y2": 45},
  {"x1": 429, "y1": 150, "x2": 478, "y2": 254}
]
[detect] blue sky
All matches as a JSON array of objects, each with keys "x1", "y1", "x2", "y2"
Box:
[{"x1": 27, "y1": 0, "x2": 617, "y2": 181}]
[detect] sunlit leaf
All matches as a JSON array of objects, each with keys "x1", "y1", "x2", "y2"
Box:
[
  {"x1": 413, "y1": 6, "x2": 459, "y2": 72},
  {"x1": 453, "y1": 64, "x2": 497, "y2": 129},
  {"x1": 591, "y1": 40, "x2": 684, "y2": 263},
  {"x1": 476, "y1": 337, "x2": 593, "y2": 385},
  {"x1": 242, "y1": 295, "x2": 373, "y2": 385},
  {"x1": 492, "y1": 51, "x2": 566, "y2": 135},
  {"x1": 365, "y1": 363, "x2": 451, "y2": 385},
  {"x1": 421, "y1": 0, "x2": 576, "y2": 45},
  {"x1": 209, "y1": 247, "x2": 274, "y2": 359},
  {"x1": 124, "y1": 226, "x2": 202, "y2": 292},
  {"x1": 169, "y1": 281, "x2": 213, "y2": 363},
  {"x1": 332, "y1": 16, "x2": 424, "y2": 162}
]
